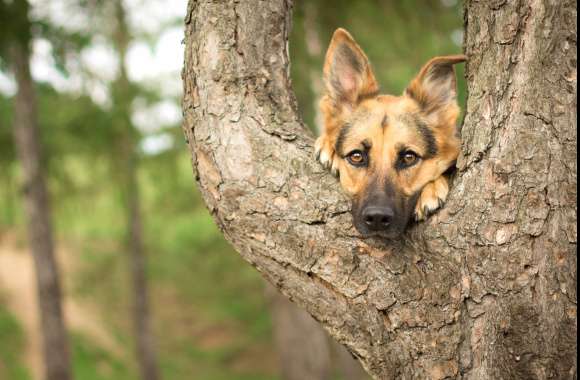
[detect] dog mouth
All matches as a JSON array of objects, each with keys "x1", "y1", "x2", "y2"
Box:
[
  {"x1": 352, "y1": 219, "x2": 405, "y2": 239},
  {"x1": 351, "y1": 192, "x2": 419, "y2": 238}
]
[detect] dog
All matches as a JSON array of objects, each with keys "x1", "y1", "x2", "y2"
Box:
[{"x1": 315, "y1": 28, "x2": 466, "y2": 238}]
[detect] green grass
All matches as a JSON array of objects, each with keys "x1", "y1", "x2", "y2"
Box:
[
  {"x1": 0, "y1": 304, "x2": 31, "y2": 380},
  {"x1": 71, "y1": 333, "x2": 135, "y2": 380},
  {"x1": 159, "y1": 343, "x2": 279, "y2": 380}
]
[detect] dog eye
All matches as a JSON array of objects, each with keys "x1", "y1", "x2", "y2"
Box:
[
  {"x1": 346, "y1": 150, "x2": 367, "y2": 167},
  {"x1": 400, "y1": 151, "x2": 419, "y2": 167}
]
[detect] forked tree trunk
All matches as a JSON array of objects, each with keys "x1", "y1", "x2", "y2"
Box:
[
  {"x1": 181, "y1": 1, "x2": 576, "y2": 379},
  {"x1": 9, "y1": 2, "x2": 73, "y2": 379}
]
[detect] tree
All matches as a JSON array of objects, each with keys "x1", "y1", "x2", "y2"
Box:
[
  {"x1": 266, "y1": 282, "x2": 369, "y2": 380},
  {"x1": 181, "y1": 1, "x2": 576, "y2": 379},
  {"x1": 265, "y1": 283, "x2": 333, "y2": 380},
  {"x1": 109, "y1": 1, "x2": 161, "y2": 379},
  {"x1": 2, "y1": 1, "x2": 73, "y2": 380}
]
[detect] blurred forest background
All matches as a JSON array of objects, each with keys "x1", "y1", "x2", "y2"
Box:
[{"x1": 0, "y1": 1, "x2": 465, "y2": 379}]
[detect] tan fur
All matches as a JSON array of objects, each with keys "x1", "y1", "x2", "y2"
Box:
[{"x1": 316, "y1": 28, "x2": 466, "y2": 224}]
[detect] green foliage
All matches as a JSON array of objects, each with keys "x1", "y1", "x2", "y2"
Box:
[
  {"x1": 71, "y1": 333, "x2": 134, "y2": 380},
  {"x1": 0, "y1": 304, "x2": 31, "y2": 380},
  {"x1": 0, "y1": 0, "x2": 32, "y2": 59},
  {"x1": 0, "y1": 95, "x2": 15, "y2": 163},
  {"x1": 36, "y1": 21, "x2": 93, "y2": 76}
]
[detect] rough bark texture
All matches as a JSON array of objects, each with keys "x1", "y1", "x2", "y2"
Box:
[
  {"x1": 9, "y1": 10, "x2": 73, "y2": 380},
  {"x1": 182, "y1": 1, "x2": 576, "y2": 379}
]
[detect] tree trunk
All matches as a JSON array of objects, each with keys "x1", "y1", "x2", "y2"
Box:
[
  {"x1": 266, "y1": 281, "x2": 370, "y2": 380},
  {"x1": 302, "y1": 1, "x2": 324, "y2": 134},
  {"x1": 265, "y1": 283, "x2": 332, "y2": 380},
  {"x1": 181, "y1": 1, "x2": 576, "y2": 379},
  {"x1": 331, "y1": 338, "x2": 370, "y2": 380},
  {"x1": 111, "y1": 2, "x2": 160, "y2": 380},
  {"x1": 9, "y1": 2, "x2": 73, "y2": 380},
  {"x1": 125, "y1": 147, "x2": 159, "y2": 380}
]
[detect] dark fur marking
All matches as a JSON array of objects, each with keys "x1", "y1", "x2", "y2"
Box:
[
  {"x1": 330, "y1": 73, "x2": 347, "y2": 102},
  {"x1": 443, "y1": 160, "x2": 457, "y2": 175},
  {"x1": 335, "y1": 123, "x2": 353, "y2": 157},
  {"x1": 336, "y1": 43, "x2": 363, "y2": 74},
  {"x1": 415, "y1": 119, "x2": 437, "y2": 158},
  {"x1": 428, "y1": 63, "x2": 453, "y2": 83},
  {"x1": 407, "y1": 63, "x2": 455, "y2": 111},
  {"x1": 405, "y1": 87, "x2": 427, "y2": 109},
  {"x1": 381, "y1": 115, "x2": 388, "y2": 128},
  {"x1": 357, "y1": 90, "x2": 379, "y2": 102}
]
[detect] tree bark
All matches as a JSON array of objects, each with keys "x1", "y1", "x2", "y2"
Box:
[
  {"x1": 181, "y1": 1, "x2": 576, "y2": 379},
  {"x1": 302, "y1": 1, "x2": 324, "y2": 134},
  {"x1": 9, "y1": 2, "x2": 73, "y2": 379},
  {"x1": 111, "y1": 2, "x2": 160, "y2": 380}
]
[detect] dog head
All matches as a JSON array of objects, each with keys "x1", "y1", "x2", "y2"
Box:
[{"x1": 319, "y1": 28, "x2": 465, "y2": 238}]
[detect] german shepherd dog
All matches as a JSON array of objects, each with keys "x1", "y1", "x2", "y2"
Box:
[{"x1": 315, "y1": 28, "x2": 466, "y2": 238}]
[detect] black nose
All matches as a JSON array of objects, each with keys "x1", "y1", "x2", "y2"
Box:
[{"x1": 362, "y1": 206, "x2": 394, "y2": 231}]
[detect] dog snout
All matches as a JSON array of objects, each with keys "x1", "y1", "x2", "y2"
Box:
[{"x1": 362, "y1": 206, "x2": 394, "y2": 231}]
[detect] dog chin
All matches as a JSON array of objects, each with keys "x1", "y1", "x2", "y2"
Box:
[{"x1": 353, "y1": 224, "x2": 404, "y2": 239}]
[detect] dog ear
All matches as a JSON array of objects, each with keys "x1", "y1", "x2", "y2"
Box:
[
  {"x1": 323, "y1": 28, "x2": 379, "y2": 108},
  {"x1": 405, "y1": 55, "x2": 466, "y2": 119}
]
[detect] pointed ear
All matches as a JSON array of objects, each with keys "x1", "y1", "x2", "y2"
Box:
[
  {"x1": 405, "y1": 55, "x2": 466, "y2": 116},
  {"x1": 323, "y1": 28, "x2": 379, "y2": 107}
]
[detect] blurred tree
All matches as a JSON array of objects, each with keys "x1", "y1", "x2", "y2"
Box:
[
  {"x1": 267, "y1": 283, "x2": 370, "y2": 380},
  {"x1": 0, "y1": 1, "x2": 73, "y2": 380},
  {"x1": 1, "y1": 1, "x2": 279, "y2": 379},
  {"x1": 265, "y1": 283, "x2": 332, "y2": 380},
  {"x1": 330, "y1": 338, "x2": 368, "y2": 380},
  {"x1": 109, "y1": 1, "x2": 161, "y2": 380}
]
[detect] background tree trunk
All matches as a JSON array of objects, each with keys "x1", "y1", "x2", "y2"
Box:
[
  {"x1": 265, "y1": 283, "x2": 333, "y2": 380},
  {"x1": 181, "y1": 1, "x2": 576, "y2": 379},
  {"x1": 331, "y1": 337, "x2": 370, "y2": 380},
  {"x1": 266, "y1": 282, "x2": 370, "y2": 380},
  {"x1": 111, "y1": 2, "x2": 160, "y2": 380},
  {"x1": 8, "y1": 2, "x2": 73, "y2": 380}
]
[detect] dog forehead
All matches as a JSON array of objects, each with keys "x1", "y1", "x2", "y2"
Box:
[
  {"x1": 337, "y1": 96, "x2": 426, "y2": 154},
  {"x1": 349, "y1": 104, "x2": 382, "y2": 125},
  {"x1": 356, "y1": 96, "x2": 416, "y2": 120},
  {"x1": 353, "y1": 100, "x2": 419, "y2": 137}
]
